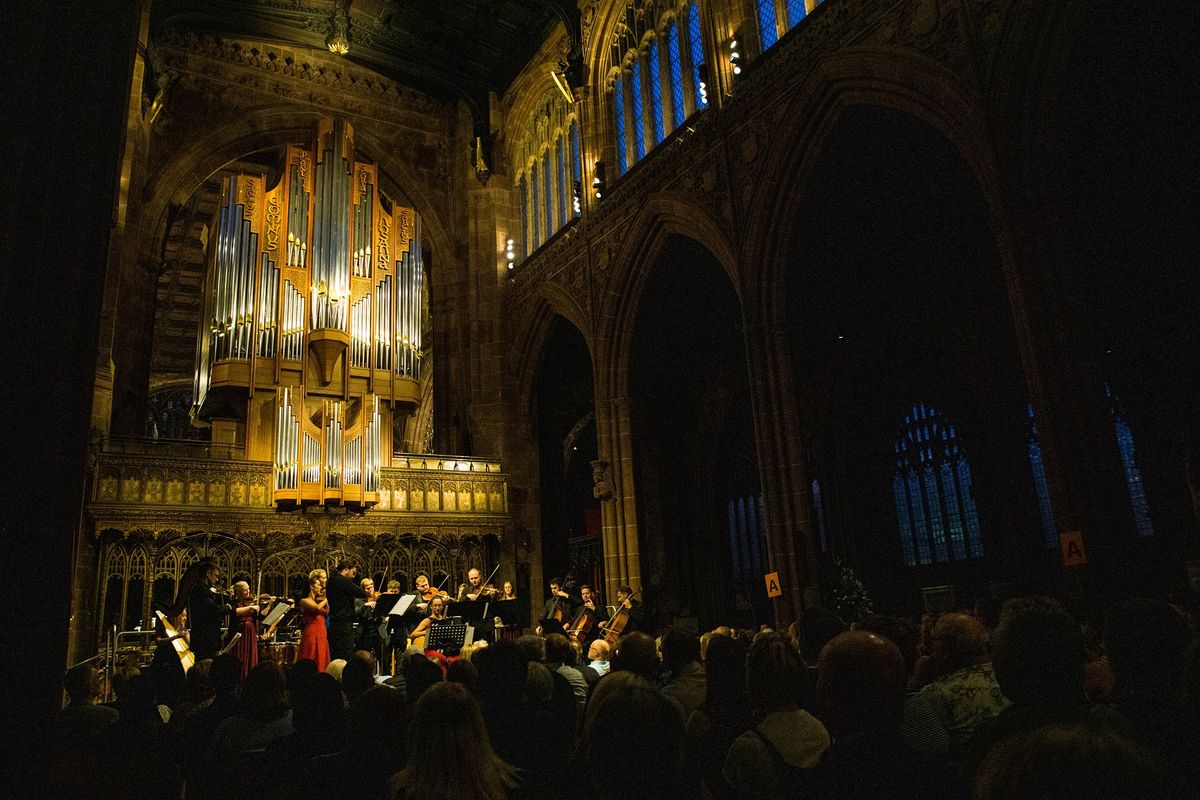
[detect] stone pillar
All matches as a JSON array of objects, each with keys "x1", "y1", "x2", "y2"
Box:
[{"x1": 594, "y1": 394, "x2": 642, "y2": 601}]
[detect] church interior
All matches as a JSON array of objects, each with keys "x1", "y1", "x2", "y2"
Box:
[{"x1": 5, "y1": 0, "x2": 1198, "y2": 757}]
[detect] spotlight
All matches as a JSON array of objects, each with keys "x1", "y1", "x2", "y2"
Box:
[
  {"x1": 592, "y1": 161, "x2": 606, "y2": 200},
  {"x1": 572, "y1": 180, "x2": 582, "y2": 215},
  {"x1": 505, "y1": 237, "x2": 515, "y2": 269},
  {"x1": 729, "y1": 33, "x2": 742, "y2": 76},
  {"x1": 697, "y1": 63, "x2": 709, "y2": 106}
]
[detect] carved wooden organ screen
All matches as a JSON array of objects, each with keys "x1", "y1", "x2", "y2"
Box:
[{"x1": 191, "y1": 118, "x2": 425, "y2": 507}]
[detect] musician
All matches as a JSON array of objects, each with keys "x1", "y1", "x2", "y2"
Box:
[
  {"x1": 456, "y1": 567, "x2": 499, "y2": 602},
  {"x1": 540, "y1": 578, "x2": 578, "y2": 622},
  {"x1": 188, "y1": 561, "x2": 231, "y2": 660},
  {"x1": 229, "y1": 581, "x2": 261, "y2": 681},
  {"x1": 327, "y1": 561, "x2": 366, "y2": 661},
  {"x1": 355, "y1": 577, "x2": 381, "y2": 657},
  {"x1": 408, "y1": 595, "x2": 447, "y2": 651},
  {"x1": 500, "y1": 580, "x2": 517, "y2": 600},
  {"x1": 571, "y1": 584, "x2": 609, "y2": 644},
  {"x1": 598, "y1": 585, "x2": 644, "y2": 636}
]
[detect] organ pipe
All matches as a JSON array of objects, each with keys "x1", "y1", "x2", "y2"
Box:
[{"x1": 193, "y1": 118, "x2": 424, "y2": 508}]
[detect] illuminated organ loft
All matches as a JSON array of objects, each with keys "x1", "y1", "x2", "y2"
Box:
[{"x1": 192, "y1": 118, "x2": 425, "y2": 507}]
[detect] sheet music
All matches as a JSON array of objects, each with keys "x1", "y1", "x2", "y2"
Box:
[
  {"x1": 261, "y1": 600, "x2": 291, "y2": 627},
  {"x1": 390, "y1": 593, "x2": 417, "y2": 617}
]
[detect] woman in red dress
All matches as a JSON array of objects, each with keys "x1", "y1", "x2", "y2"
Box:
[
  {"x1": 296, "y1": 568, "x2": 330, "y2": 671},
  {"x1": 230, "y1": 580, "x2": 261, "y2": 682}
]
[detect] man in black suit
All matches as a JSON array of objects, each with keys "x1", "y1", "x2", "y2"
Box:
[{"x1": 327, "y1": 560, "x2": 366, "y2": 661}]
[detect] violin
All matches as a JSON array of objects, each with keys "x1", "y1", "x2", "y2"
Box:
[
  {"x1": 422, "y1": 575, "x2": 451, "y2": 602},
  {"x1": 601, "y1": 588, "x2": 641, "y2": 645}
]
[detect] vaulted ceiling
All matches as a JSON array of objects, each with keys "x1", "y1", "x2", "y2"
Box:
[{"x1": 152, "y1": 0, "x2": 575, "y2": 111}]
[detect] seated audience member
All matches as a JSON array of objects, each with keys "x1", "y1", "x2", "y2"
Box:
[
  {"x1": 917, "y1": 612, "x2": 1008, "y2": 756},
  {"x1": 1103, "y1": 598, "x2": 1199, "y2": 783},
  {"x1": 307, "y1": 684, "x2": 409, "y2": 800},
  {"x1": 582, "y1": 672, "x2": 687, "y2": 800},
  {"x1": 446, "y1": 658, "x2": 478, "y2": 692},
  {"x1": 174, "y1": 653, "x2": 241, "y2": 800},
  {"x1": 390, "y1": 681, "x2": 517, "y2": 800},
  {"x1": 686, "y1": 633, "x2": 751, "y2": 800},
  {"x1": 582, "y1": 638, "x2": 611, "y2": 687},
  {"x1": 858, "y1": 614, "x2": 950, "y2": 759},
  {"x1": 660, "y1": 627, "x2": 706, "y2": 722},
  {"x1": 342, "y1": 655, "x2": 377, "y2": 704},
  {"x1": 723, "y1": 633, "x2": 829, "y2": 800},
  {"x1": 808, "y1": 631, "x2": 968, "y2": 800},
  {"x1": 404, "y1": 653, "x2": 445, "y2": 704},
  {"x1": 325, "y1": 658, "x2": 348, "y2": 681},
  {"x1": 211, "y1": 660, "x2": 293, "y2": 764},
  {"x1": 974, "y1": 721, "x2": 1190, "y2": 800},
  {"x1": 963, "y1": 596, "x2": 1116, "y2": 778},
  {"x1": 171, "y1": 658, "x2": 215, "y2": 724},
  {"x1": 545, "y1": 633, "x2": 587, "y2": 708},
  {"x1": 518, "y1": 633, "x2": 579, "y2": 732},
  {"x1": 56, "y1": 663, "x2": 118, "y2": 741},
  {"x1": 611, "y1": 631, "x2": 660, "y2": 681}
]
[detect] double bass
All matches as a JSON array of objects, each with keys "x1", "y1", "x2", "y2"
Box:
[{"x1": 601, "y1": 588, "x2": 641, "y2": 646}]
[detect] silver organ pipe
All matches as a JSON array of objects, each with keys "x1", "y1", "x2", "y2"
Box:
[{"x1": 194, "y1": 118, "x2": 424, "y2": 507}]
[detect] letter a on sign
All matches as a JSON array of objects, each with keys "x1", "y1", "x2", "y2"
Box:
[
  {"x1": 764, "y1": 571, "x2": 783, "y2": 598},
  {"x1": 1060, "y1": 530, "x2": 1087, "y2": 567}
]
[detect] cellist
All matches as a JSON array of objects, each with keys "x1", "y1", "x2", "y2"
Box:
[
  {"x1": 565, "y1": 584, "x2": 607, "y2": 644},
  {"x1": 597, "y1": 585, "x2": 643, "y2": 640},
  {"x1": 537, "y1": 577, "x2": 578, "y2": 635}
]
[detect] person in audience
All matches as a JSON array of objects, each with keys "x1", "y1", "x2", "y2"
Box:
[
  {"x1": 686, "y1": 632, "x2": 751, "y2": 800},
  {"x1": 660, "y1": 627, "x2": 706, "y2": 722},
  {"x1": 807, "y1": 630, "x2": 967, "y2": 799},
  {"x1": 974, "y1": 721, "x2": 1189, "y2": 800},
  {"x1": 56, "y1": 662, "x2": 118, "y2": 741},
  {"x1": 447, "y1": 657, "x2": 479, "y2": 692},
  {"x1": 582, "y1": 638, "x2": 611, "y2": 687},
  {"x1": 917, "y1": 612, "x2": 1008, "y2": 756},
  {"x1": 963, "y1": 595, "x2": 1115, "y2": 778},
  {"x1": 1103, "y1": 598, "x2": 1199, "y2": 783},
  {"x1": 326, "y1": 657, "x2": 348, "y2": 681},
  {"x1": 342, "y1": 655, "x2": 377, "y2": 705},
  {"x1": 404, "y1": 652, "x2": 444, "y2": 704},
  {"x1": 722, "y1": 633, "x2": 829, "y2": 800},
  {"x1": 211, "y1": 660, "x2": 293, "y2": 764},
  {"x1": 390, "y1": 681, "x2": 517, "y2": 800},
  {"x1": 858, "y1": 614, "x2": 950, "y2": 759},
  {"x1": 582, "y1": 671, "x2": 687, "y2": 800},
  {"x1": 545, "y1": 632, "x2": 587, "y2": 708},
  {"x1": 610, "y1": 631, "x2": 660, "y2": 681}
]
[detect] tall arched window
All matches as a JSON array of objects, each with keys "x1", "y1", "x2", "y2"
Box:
[
  {"x1": 1106, "y1": 385, "x2": 1154, "y2": 538},
  {"x1": 1027, "y1": 404, "x2": 1058, "y2": 547},
  {"x1": 518, "y1": 175, "x2": 528, "y2": 258},
  {"x1": 667, "y1": 20, "x2": 685, "y2": 128},
  {"x1": 630, "y1": 60, "x2": 647, "y2": 160},
  {"x1": 555, "y1": 135, "x2": 568, "y2": 228},
  {"x1": 647, "y1": 39, "x2": 665, "y2": 145},
  {"x1": 892, "y1": 402, "x2": 983, "y2": 566},
  {"x1": 569, "y1": 119, "x2": 582, "y2": 216},
  {"x1": 756, "y1": 0, "x2": 821, "y2": 55},
  {"x1": 686, "y1": 1, "x2": 707, "y2": 109},
  {"x1": 542, "y1": 149, "x2": 553, "y2": 241},
  {"x1": 529, "y1": 160, "x2": 540, "y2": 250},
  {"x1": 613, "y1": 75, "x2": 628, "y2": 175}
]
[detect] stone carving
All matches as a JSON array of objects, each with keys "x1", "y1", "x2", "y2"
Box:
[{"x1": 591, "y1": 459, "x2": 614, "y2": 500}]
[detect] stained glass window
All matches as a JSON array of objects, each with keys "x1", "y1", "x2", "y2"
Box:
[
  {"x1": 543, "y1": 149, "x2": 553, "y2": 239},
  {"x1": 556, "y1": 136, "x2": 567, "y2": 228},
  {"x1": 1107, "y1": 385, "x2": 1154, "y2": 538},
  {"x1": 648, "y1": 40, "x2": 665, "y2": 145},
  {"x1": 613, "y1": 78, "x2": 628, "y2": 175},
  {"x1": 785, "y1": 0, "x2": 807, "y2": 28},
  {"x1": 892, "y1": 402, "x2": 983, "y2": 566},
  {"x1": 686, "y1": 1, "x2": 707, "y2": 109},
  {"x1": 667, "y1": 21, "x2": 685, "y2": 127},
  {"x1": 518, "y1": 175, "x2": 528, "y2": 258},
  {"x1": 569, "y1": 119, "x2": 582, "y2": 216},
  {"x1": 529, "y1": 161, "x2": 540, "y2": 250},
  {"x1": 630, "y1": 61, "x2": 646, "y2": 159},
  {"x1": 1027, "y1": 404, "x2": 1058, "y2": 548},
  {"x1": 757, "y1": 0, "x2": 778, "y2": 50}
]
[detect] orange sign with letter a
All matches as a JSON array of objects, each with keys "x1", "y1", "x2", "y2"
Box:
[
  {"x1": 764, "y1": 571, "x2": 783, "y2": 598},
  {"x1": 1060, "y1": 530, "x2": 1087, "y2": 567}
]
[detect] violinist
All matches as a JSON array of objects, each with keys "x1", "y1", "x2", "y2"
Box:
[
  {"x1": 415, "y1": 573, "x2": 450, "y2": 605},
  {"x1": 187, "y1": 561, "x2": 231, "y2": 660},
  {"x1": 228, "y1": 581, "x2": 262, "y2": 680},
  {"x1": 356, "y1": 577, "x2": 382, "y2": 657},
  {"x1": 456, "y1": 567, "x2": 499, "y2": 602}
]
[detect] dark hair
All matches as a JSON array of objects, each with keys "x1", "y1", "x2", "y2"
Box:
[
  {"x1": 545, "y1": 633, "x2": 572, "y2": 664},
  {"x1": 1104, "y1": 598, "x2": 1192, "y2": 699},
  {"x1": 747, "y1": 632, "x2": 806, "y2": 709},
  {"x1": 617, "y1": 585, "x2": 633, "y2": 596},
  {"x1": 473, "y1": 640, "x2": 527, "y2": 709},
  {"x1": 405, "y1": 655, "x2": 445, "y2": 704},
  {"x1": 799, "y1": 607, "x2": 846, "y2": 665},
  {"x1": 342, "y1": 657, "x2": 376, "y2": 703},
  {"x1": 63, "y1": 664, "x2": 100, "y2": 705},
  {"x1": 611, "y1": 631, "x2": 659, "y2": 681},
  {"x1": 580, "y1": 584, "x2": 594, "y2": 593},
  {"x1": 241, "y1": 660, "x2": 289, "y2": 721},
  {"x1": 703, "y1": 633, "x2": 748, "y2": 716},
  {"x1": 336, "y1": 560, "x2": 353, "y2": 572},
  {"x1": 660, "y1": 627, "x2": 700, "y2": 674},
  {"x1": 211, "y1": 652, "x2": 240, "y2": 692},
  {"x1": 585, "y1": 677, "x2": 685, "y2": 800},
  {"x1": 447, "y1": 659, "x2": 478, "y2": 692},
  {"x1": 992, "y1": 596, "x2": 1084, "y2": 706},
  {"x1": 515, "y1": 634, "x2": 546, "y2": 663}
]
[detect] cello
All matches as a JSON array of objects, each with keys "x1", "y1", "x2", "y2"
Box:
[
  {"x1": 600, "y1": 588, "x2": 641, "y2": 646},
  {"x1": 564, "y1": 587, "x2": 601, "y2": 643}
]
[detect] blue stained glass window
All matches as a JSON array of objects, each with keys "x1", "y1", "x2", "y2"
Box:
[
  {"x1": 1106, "y1": 385, "x2": 1155, "y2": 538},
  {"x1": 556, "y1": 136, "x2": 567, "y2": 228},
  {"x1": 529, "y1": 161, "x2": 540, "y2": 250},
  {"x1": 785, "y1": 0, "x2": 807, "y2": 28},
  {"x1": 647, "y1": 41, "x2": 664, "y2": 145},
  {"x1": 667, "y1": 21, "x2": 685, "y2": 127},
  {"x1": 569, "y1": 119, "x2": 582, "y2": 216},
  {"x1": 613, "y1": 79, "x2": 628, "y2": 176},
  {"x1": 811, "y1": 479, "x2": 829, "y2": 553},
  {"x1": 518, "y1": 176, "x2": 528, "y2": 258},
  {"x1": 687, "y1": 2, "x2": 707, "y2": 109},
  {"x1": 757, "y1": 0, "x2": 778, "y2": 49},
  {"x1": 630, "y1": 61, "x2": 646, "y2": 159},
  {"x1": 543, "y1": 149, "x2": 553, "y2": 238},
  {"x1": 893, "y1": 402, "x2": 984, "y2": 565},
  {"x1": 1027, "y1": 404, "x2": 1058, "y2": 548}
]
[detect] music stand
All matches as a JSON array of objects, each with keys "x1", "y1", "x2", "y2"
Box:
[
  {"x1": 538, "y1": 617, "x2": 566, "y2": 636},
  {"x1": 427, "y1": 617, "x2": 473, "y2": 657}
]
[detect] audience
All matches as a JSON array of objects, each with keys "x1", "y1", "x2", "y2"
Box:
[{"x1": 50, "y1": 588, "x2": 1199, "y2": 800}]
